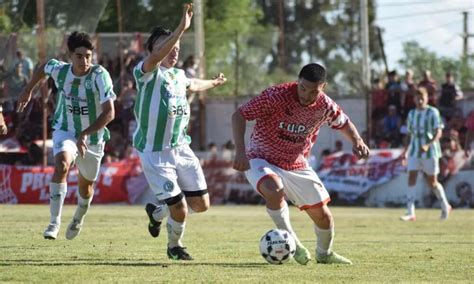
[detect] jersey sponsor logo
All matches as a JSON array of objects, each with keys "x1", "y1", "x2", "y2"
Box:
[
  {"x1": 277, "y1": 132, "x2": 305, "y2": 143},
  {"x1": 279, "y1": 122, "x2": 307, "y2": 134},
  {"x1": 168, "y1": 104, "x2": 189, "y2": 118},
  {"x1": 67, "y1": 105, "x2": 89, "y2": 115},
  {"x1": 163, "y1": 180, "x2": 174, "y2": 192}
]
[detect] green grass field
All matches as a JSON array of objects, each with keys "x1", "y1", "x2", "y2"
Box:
[{"x1": 0, "y1": 205, "x2": 472, "y2": 282}]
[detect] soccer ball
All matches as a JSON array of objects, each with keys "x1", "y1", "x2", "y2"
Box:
[{"x1": 259, "y1": 229, "x2": 296, "y2": 264}]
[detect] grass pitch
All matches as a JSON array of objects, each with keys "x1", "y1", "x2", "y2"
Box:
[{"x1": 0, "y1": 205, "x2": 472, "y2": 282}]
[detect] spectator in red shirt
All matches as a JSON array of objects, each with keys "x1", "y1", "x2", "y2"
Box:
[
  {"x1": 371, "y1": 77, "x2": 387, "y2": 121},
  {"x1": 232, "y1": 63, "x2": 369, "y2": 265},
  {"x1": 418, "y1": 70, "x2": 437, "y2": 106},
  {"x1": 401, "y1": 69, "x2": 416, "y2": 117}
]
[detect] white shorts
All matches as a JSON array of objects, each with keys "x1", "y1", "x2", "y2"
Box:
[
  {"x1": 407, "y1": 157, "x2": 439, "y2": 175},
  {"x1": 52, "y1": 130, "x2": 104, "y2": 181},
  {"x1": 245, "y1": 158, "x2": 330, "y2": 209},
  {"x1": 138, "y1": 144, "x2": 207, "y2": 201}
]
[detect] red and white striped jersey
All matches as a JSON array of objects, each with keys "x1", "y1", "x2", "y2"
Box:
[{"x1": 239, "y1": 82, "x2": 349, "y2": 170}]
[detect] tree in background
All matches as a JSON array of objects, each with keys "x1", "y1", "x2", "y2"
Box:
[{"x1": 398, "y1": 41, "x2": 473, "y2": 90}]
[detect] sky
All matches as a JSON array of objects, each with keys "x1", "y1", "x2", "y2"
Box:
[{"x1": 375, "y1": 0, "x2": 473, "y2": 71}]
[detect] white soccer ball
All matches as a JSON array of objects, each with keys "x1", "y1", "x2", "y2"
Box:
[{"x1": 259, "y1": 229, "x2": 296, "y2": 264}]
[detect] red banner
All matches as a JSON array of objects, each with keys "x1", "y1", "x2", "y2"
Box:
[{"x1": 0, "y1": 159, "x2": 138, "y2": 204}]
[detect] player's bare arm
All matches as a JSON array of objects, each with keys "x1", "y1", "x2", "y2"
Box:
[
  {"x1": 188, "y1": 73, "x2": 227, "y2": 92},
  {"x1": 0, "y1": 108, "x2": 7, "y2": 135},
  {"x1": 142, "y1": 3, "x2": 193, "y2": 73},
  {"x1": 232, "y1": 110, "x2": 250, "y2": 171},
  {"x1": 420, "y1": 128, "x2": 442, "y2": 153},
  {"x1": 16, "y1": 62, "x2": 47, "y2": 112},
  {"x1": 339, "y1": 121, "x2": 370, "y2": 159},
  {"x1": 76, "y1": 100, "x2": 115, "y2": 158}
]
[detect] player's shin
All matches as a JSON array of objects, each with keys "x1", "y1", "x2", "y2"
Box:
[
  {"x1": 167, "y1": 217, "x2": 186, "y2": 248},
  {"x1": 266, "y1": 202, "x2": 301, "y2": 243},
  {"x1": 314, "y1": 224, "x2": 334, "y2": 256},
  {"x1": 433, "y1": 183, "x2": 450, "y2": 211},
  {"x1": 73, "y1": 192, "x2": 93, "y2": 224},
  {"x1": 49, "y1": 183, "x2": 67, "y2": 224}
]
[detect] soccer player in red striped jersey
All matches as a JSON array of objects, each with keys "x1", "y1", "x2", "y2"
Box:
[{"x1": 232, "y1": 63, "x2": 369, "y2": 265}]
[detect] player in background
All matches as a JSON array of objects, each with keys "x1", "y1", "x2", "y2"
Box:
[
  {"x1": 134, "y1": 3, "x2": 226, "y2": 260},
  {"x1": 232, "y1": 63, "x2": 369, "y2": 265},
  {"x1": 17, "y1": 31, "x2": 116, "y2": 240},
  {"x1": 400, "y1": 87, "x2": 451, "y2": 221}
]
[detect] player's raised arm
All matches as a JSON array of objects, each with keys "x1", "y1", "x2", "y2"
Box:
[
  {"x1": 188, "y1": 73, "x2": 227, "y2": 92},
  {"x1": 142, "y1": 3, "x2": 193, "y2": 73},
  {"x1": 16, "y1": 62, "x2": 47, "y2": 112}
]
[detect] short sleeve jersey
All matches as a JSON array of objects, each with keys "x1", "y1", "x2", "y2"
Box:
[
  {"x1": 406, "y1": 106, "x2": 444, "y2": 159},
  {"x1": 132, "y1": 61, "x2": 191, "y2": 153},
  {"x1": 44, "y1": 59, "x2": 116, "y2": 145},
  {"x1": 239, "y1": 82, "x2": 349, "y2": 170}
]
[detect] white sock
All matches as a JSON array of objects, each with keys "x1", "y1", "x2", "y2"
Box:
[
  {"x1": 314, "y1": 225, "x2": 334, "y2": 256},
  {"x1": 152, "y1": 204, "x2": 170, "y2": 221},
  {"x1": 167, "y1": 217, "x2": 185, "y2": 248},
  {"x1": 266, "y1": 202, "x2": 302, "y2": 244},
  {"x1": 433, "y1": 183, "x2": 450, "y2": 211},
  {"x1": 407, "y1": 185, "x2": 416, "y2": 216},
  {"x1": 73, "y1": 192, "x2": 93, "y2": 223},
  {"x1": 49, "y1": 183, "x2": 67, "y2": 225}
]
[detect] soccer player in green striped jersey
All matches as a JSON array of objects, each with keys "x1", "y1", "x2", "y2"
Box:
[
  {"x1": 17, "y1": 32, "x2": 116, "y2": 240},
  {"x1": 135, "y1": 3, "x2": 226, "y2": 260},
  {"x1": 400, "y1": 87, "x2": 451, "y2": 221}
]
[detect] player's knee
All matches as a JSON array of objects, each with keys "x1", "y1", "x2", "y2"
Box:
[
  {"x1": 169, "y1": 201, "x2": 188, "y2": 222},
  {"x1": 189, "y1": 201, "x2": 209, "y2": 213},
  {"x1": 55, "y1": 160, "x2": 70, "y2": 177}
]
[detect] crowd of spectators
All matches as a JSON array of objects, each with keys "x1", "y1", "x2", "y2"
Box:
[{"x1": 370, "y1": 68, "x2": 474, "y2": 175}]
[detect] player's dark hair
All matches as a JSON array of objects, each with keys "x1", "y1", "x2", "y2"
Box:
[
  {"x1": 67, "y1": 31, "x2": 94, "y2": 52},
  {"x1": 145, "y1": 26, "x2": 172, "y2": 53},
  {"x1": 298, "y1": 63, "x2": 326, "y2": 83}
]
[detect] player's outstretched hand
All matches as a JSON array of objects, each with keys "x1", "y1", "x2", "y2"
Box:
[
  {"x1": 17, "y1": 88, "x2": 33, "y2": 112},
  {"x1": 178, "y1": 3, "x2": 193, "y2": 32},
  {"x1": 352, "y1": 139, "x2": 370, "y2": 160},
  {"x1": 233, "y1": 151, "x2": 250, "y2": 171},
  {"x1": 77, "y1": 133, "x2": 88, "y2": 158},
  {"x1": 213, "y1": 73, "x2": 227, "y2": 86}
]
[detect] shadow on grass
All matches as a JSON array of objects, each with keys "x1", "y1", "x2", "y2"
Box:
[{"x1": 0, "y1": 259, "x2": 268, "y2": 268}]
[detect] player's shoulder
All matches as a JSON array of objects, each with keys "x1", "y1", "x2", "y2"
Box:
[
  {"x1": 262, "y1": 82, "x2": 296, "y2": 99},
  {"x1": 45, "y1": 58, "x2": 68, "y2": 68},
  {"x1": 92, "y1": 64, "x2": 110, "y2": 75}
]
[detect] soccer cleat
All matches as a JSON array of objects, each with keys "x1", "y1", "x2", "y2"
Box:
[
  {"x1": 65, "y1": 219, "x2": 83, "y2": 240},
  {"x1": 400, "y1": 214, "x2": 416, "y2": 221},
  {"x1": 440, "y1": 205, "x2": 452, "y2": 221},
  {"x1": 145, "y1": 203, "x2": 162, "y2": 238},
  {"x1": 316, "y1": 251, "x2": 353, "y2": 265},
  {"x1": 43, "y1": 224, "x2": 60, "y2": 240},
  {"x1": 167, "y1": 246, "x2": 194, "y2": 261},
  {"x1": 293, "y1": 243, "x2": 311, "y2": 265}
]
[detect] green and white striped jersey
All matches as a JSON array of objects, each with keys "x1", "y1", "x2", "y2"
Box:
[
  {"x1": 132, "y1": 61, "x2": 191, "y2": 153},
  {"x1": 44, "y1": 59, "x2": 116, "y2": 145},
  {"x1": 406, "y1": 106, "x2": 444, "y2": 159}
]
